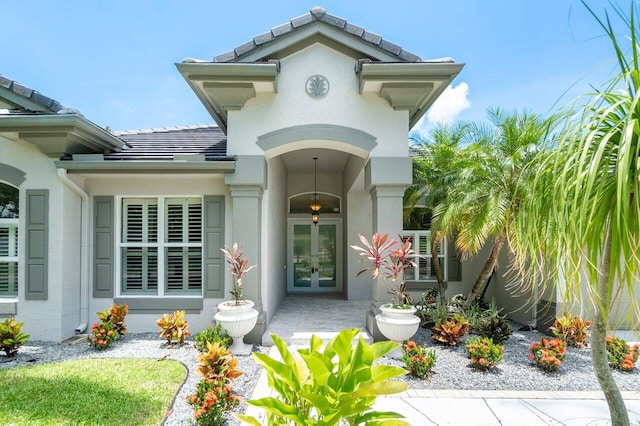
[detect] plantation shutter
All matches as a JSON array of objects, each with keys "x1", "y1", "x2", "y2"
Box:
[
  {"x1": 122, "y1": 199, "x2": 158, "y2": 294},
  {"x1": 447, "y1": 237, "x2": 462, "y2": 281},
  {"x1": 203, "y1": 196, "x2": 224, "y2": 298},
  {"x1": 25, "y1": 189, "x2": 48, "y2": 300},
  {"x1": 94, "y1": 196, "x2": 114, "y2": 298},
  {"x1": 165, "y1": 198, "x2": 202, "y2": 294},
  {"x1": 0, "y1": 224, "x2": 18, "y2": 295}
]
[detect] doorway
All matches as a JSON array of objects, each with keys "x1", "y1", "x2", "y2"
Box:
[{"x1": 287, "y1": 218, "x2": 342, "y2": 293}]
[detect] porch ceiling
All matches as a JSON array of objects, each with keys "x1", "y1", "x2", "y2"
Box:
[{"x1": 280, "y1": 148, "x2": 349, "y2": 173}]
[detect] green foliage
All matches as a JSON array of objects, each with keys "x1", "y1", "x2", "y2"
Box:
[
  {"x1": 401, "y1": 340, "x2": 436, "y2": 378},
  {"x1": 87, "y1": 321, "x2": 119, "y2": 350},
  {"x1": 0, "y1": 358, "x2": 185, "y2": 425},
  {"x1": 606, "y1": 337, "x2": 639, "y2": 372},
  {"x1": 550, "y1": 313, "x2": 591, "y2": 348},
  {"x1": 465, "y1": 336, "x2": 503, "y2": 371},
  {"x1": 472, "y1": 302, "x2": 512, "y2": 344},
  {"x1": 221, "y1": 243, "x2": 257, "y2": 305},
  {"x1": 195, "y1": 325, "x2": 231, "y2": 352},
  {"x1": 415, "y1": 299, "x2": 450, "y2": 329},
  {"x1": 97, "y1": 303, "x2": 128, "y2": 337},
  {"x1": 431, "y1": 314, "x2": 469, "y2": 346},
  {"x1": 188, "y1": 342, "x2": 242, "y2": 425},
  {"x1": 0, "y1": 318, "x2": 30, "y2": 357},
  {"x1": 156, "y1": 310, "x2": 191, "y2": 345},
  {"x1": 237, "y1": 328, "x2": 410, "y2": 426},
  {"x1": 528, "y1": 338, "x2": 566, "y2": 372}
]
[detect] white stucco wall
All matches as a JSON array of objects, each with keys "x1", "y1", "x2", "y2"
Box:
[
  {"x1": 345, "y1": 168, "x2": 372, "y2": 300},
  {"x1": 0, "y1": 136, "x2": 79, "y2": 341},
  {"x1": 263, "y1": 156, "x2": 287, "y2": 322},
  {"x1": 226, "y1": 44, "x2": 408, "y2": 158}
]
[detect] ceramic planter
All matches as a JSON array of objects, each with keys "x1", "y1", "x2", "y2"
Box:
[
  {"x1": 214, "y1": 300, "x2": 258, "y2": 355},
  {"x1": 375, "y1": 303, "x2": 420, "y2": 358}
]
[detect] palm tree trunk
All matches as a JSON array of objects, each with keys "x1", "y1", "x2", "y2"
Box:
[
  {"x1": 592, "y1": 223, "x2": 629, "y2": 425},
  {"x1": 431, "y1": 236, "x2": 447, "y2": 304},
  {"x1": 465, "y1": 232, "x2": 505, "y2": 305}
]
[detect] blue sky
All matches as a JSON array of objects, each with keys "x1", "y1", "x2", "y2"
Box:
[{"x1": 1, "y1": 1, "x2": 623, "y2": 132}]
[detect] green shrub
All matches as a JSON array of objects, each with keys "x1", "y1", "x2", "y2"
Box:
[
  {"x1": 0, "y1": 318, "x2": 30, "y2": 357},
  {"x1": 474, "y1": 303, "x2": 512, "y2": 344},
  {"x1": 156, "y1": 310, "x2": 191, "y2": 345},
  {"x1": 606, "y1": 336, "x2": 639, "y2": 371},
  {"x1": 431, "y1": 313, "x2": 469, "y2": 346},
  {"x1": 97, "y1": 303, "x2": 128, "y2": 337},
  {"x1": 465, "y1": 336, "x2": 503, "y2": 371},
  {"x1": 87, "y1": 321, "x2": 119, "y2": 350},
  {"x1": 402, "y1": 340, "x2": 436, "y2": 378},
  {"x1": 528, "y1": 337, "x2": 566, "y2": 372},
  {"x1": 237, "y1": 328, "x2": 410, "y2": 426},
  {"x1": 195, "y1": 325, "x2": 231, "y2": 352},
  {"x1": 550, "y1": 313, "x2": 591, "y2": 348}
]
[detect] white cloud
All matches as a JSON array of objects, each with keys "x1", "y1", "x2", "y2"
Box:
[{"x1": 424, "y1": 82, "x2": 471, "y2": 127}]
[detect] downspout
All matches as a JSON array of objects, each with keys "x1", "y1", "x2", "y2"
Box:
[{"x1": 57, "y1": 169, "x2": 90, "y2": 334}]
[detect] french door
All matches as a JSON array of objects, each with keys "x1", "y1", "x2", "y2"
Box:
[{"x1": 287, "y1": 219, "x2": 342, "y2": 293}]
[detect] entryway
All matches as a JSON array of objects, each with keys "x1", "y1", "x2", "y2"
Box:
[{"x1": 287, "y1": 218, "x2": 342, "y2": 293}]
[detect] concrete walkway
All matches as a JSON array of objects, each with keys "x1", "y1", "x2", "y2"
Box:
[{"x1": 251, "y1": 295, "x2": 640, "y2": 425}]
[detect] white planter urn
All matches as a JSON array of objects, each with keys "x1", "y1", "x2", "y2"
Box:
[
  {"x1": 214, "y1": 300, "x2": 259, "y2": 356},
  {"x1": 375, "y1": 304, "x2": 420, "y2": 358}
]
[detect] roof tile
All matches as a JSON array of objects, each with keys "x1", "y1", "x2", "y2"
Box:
[
  {"x1": 214, "y1": 51, "x2": 237, "y2": 63},
  {"x1": 271, "y1": 22, "x2": 293, "y2": 37},
  {"x1": 398, "y1": 50, "x2": 421, "y2": 62},
  {"x1": 379, "y1": 39, "x2": 402, "y2": 56},
  {"x1": 344, "y1": 22, "x2": 365, "y2": 37},
  {"x1": 11, "y1": 82, "x2": 33, "y2": 98},
  {"x1": 0, "y1": 75, "x2": 11, "y2": 89},
  {"x1": 235, "y1": 40, "x2": 257, "y2": 57},
  {"x1": 361, "y1": 30, "x2": 382, "y2": 46},
  {"x1": 253, "y1": 31, "x2": 274, "y2": 46},
  {"x1": 319, "y1": 13, "x2": 346, "y2": 29},
  {"x1": 291, "y1": 14, "x2": 313, "y2": 28}
]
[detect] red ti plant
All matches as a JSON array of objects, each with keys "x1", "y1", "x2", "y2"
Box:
[
  {"x1": 351, "y1": 233, "x2": 418, "y2": 306},
  {"x1": 221, "y1": 243, "x2": 257, "y2": 305}
]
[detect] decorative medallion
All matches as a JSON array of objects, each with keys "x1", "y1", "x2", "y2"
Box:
[{"x1": 305, "y1": 75, "x2": 329, "y2": 98}]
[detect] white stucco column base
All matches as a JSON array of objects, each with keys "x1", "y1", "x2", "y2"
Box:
[{"x1": 364, "y1": 157, "x2": 412, "y2": 341}]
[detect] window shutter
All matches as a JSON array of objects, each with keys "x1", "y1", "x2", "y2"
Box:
[
  {"x1": 203, "y1": 196, "x2": 224, "y2": 298},
  {"x1": 25, "y1": 189, "x2": 48, "y2": 300},
  {"x1": 94, "y1": 196, "x2": 114, "y2": 298},
  {"x1": 447, "y1": 237, "x2": 462, "y2": 282}
]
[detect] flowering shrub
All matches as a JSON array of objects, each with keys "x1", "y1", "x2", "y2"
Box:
[
  {"x1": 606, "y1": 336, "x2": 639, "y2": 371},
  {"x1": 97, "y1": 303, "x2": 128, "y2": 337},
  {"x1": 401, "y1": 340, "x2": 436, "y2": 378},
  {"x1": 188, "y1": 342, "x2": 242, "y2": 425},
  {"x1": 87, "y1": 321, "x2": 119, "y2": 350},
  {"x1": 194, "y1": 325, "x2": 231, "y2": 352},
  {"x1": 465, "y1": 336, "x2": 504, "y2": 371},
  {"x1": 528, "y1": 337, "x2": 566, "y2": 372}
]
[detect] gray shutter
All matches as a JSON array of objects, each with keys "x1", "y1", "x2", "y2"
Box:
[
  {"x1": 25, "y1": 189, "x2": 48, "y2": 300},
  {"x1": 94, "y1": 196, "x2": 114, "y2": 298},
  {"x1": 203, "y1": 196, "x2": 224, "y2": 298},
  {"x1": 447, "y1": 237, "x2": 462, "y2": 281}
]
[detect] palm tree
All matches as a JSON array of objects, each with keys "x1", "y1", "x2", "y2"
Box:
[
  {"x1": 406, "y1": 124, "x2": 468, "y2": 303},
  {"x1": 435, "y1": 108, "x2": 556, "y2": 305},
  {"x1": 512, "y1": 3, "x2": 640, "y2": 424}
]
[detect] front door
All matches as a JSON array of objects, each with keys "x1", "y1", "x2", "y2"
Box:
[{"x1": 287, "y1": 219, "x2": 342, "y2": 292}]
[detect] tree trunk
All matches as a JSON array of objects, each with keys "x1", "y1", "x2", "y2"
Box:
[
  {"x1": 431, "y1": 236, "x2": 447, "y2": 304},
  {"x1": 465, "y1": 232, "x2": 505, "y2": 305},
  {"x1": 592, "y1": 223, "x2": 629, "y2": 425}
]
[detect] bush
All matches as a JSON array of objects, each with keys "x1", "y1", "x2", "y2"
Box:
[
  {"x1": 528, "y1": 337, "x2": 566, "y2": 372},
  {"x1": 187, "y1": 342, "x2": 242, "y2": 425},
  {"x1": 87, "y1": 321, "x2": 119, "y2": 350},
  {"x1": 474, "y1": 303, "x2": 512, "y2": 344},
  {"x1": 606, "y1": 336, "x2": 639, "y2": 371},
  {"x1": 156, "y1": 310, "x2": 191, "y2": 345},
  {"x1": 550, "y1": 312, "x2": 591, "y2": 348},
  {"x1": 0, "y1": 318, "x2": 30, "y2": 357},
  {"x1": 195, "y1": 325, "x2": 231, "y2": 352},
  {"x1": 415, "y1": 300, "x2": 449, "y2": 329},
  {"x1": 465, "y1": 336, "x2": 503, "y2": 371},
  {"x1": 431, "y1": 313, "x2": 469, "y2": 346},
  {"x1": 402, "y1": 340, "x2": 436, "y2": 378},
  {"x1": 97, "y1": 303, "x2": 128, "y2": 337}
]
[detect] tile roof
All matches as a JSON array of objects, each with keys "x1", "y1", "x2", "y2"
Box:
[
  {"x1": 213, "y1": 6, "x2": 422, "y2": 63},
  {"x1": 0, "y1": 74, "x2": 64, "y2": 113},
  {"x1": 102, "y1": 125, "x2": 230, "y2": 161}
]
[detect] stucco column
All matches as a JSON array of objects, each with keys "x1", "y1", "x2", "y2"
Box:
[
  {"x1": 225, "y1": 156, "x2": 267, "y2": 344},
  {"x1": 364, "y1": 157, "x2": 412, "y2": 341}
]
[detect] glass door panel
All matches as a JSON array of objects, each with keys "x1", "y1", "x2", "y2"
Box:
[
  {"x1": 293, "y1": 224, "x2": 312, "y2": 288},
  {"x1": 317, "y1": 224, "x2": 336, "y2": 288}
]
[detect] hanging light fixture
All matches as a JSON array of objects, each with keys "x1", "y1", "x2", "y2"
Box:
[{"x1": 309, "y1": 157, "x2": 323, "y2": 225}]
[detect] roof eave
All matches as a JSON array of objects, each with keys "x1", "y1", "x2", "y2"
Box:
[
  {"x1": 0, "y1": 113, "x2": 126, "y2": 157},
  {"x1": 54, "y1": 159, "x2": 236, "y2": 174}
]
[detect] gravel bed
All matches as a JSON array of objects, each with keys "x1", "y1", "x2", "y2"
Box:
[{"x1": 1, "y1": 325, "x2": 638, "y2": 425}]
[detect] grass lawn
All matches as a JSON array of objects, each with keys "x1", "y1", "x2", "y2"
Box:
[{"x1": 0, "y1": 358, "x2": 187, "y2": 425}]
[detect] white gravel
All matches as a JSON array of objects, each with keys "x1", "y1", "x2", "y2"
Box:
[{"x1": 1, "y1": 324, "x2": 638, "y2": 425}]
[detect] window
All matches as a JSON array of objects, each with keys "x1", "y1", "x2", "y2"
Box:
[
  {"x1": 402, "y1": 230, "x2": 447, "y2": 282},
  {"x1": 0, "y1": 183, "x2": 19, "y2": 296},
  {"x1": 120, "y1": 197, "x2": 202, "y2": 295}
]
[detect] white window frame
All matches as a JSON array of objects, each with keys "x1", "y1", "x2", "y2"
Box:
[
  {"x1": 402, "y1": 230, "x2": 448, "y2": 282},
  {"x1": 116, "y1": 196, "x2": 203, "y2": 297},
  {"x1": 0, "y1": 218, "x2": 18, "y2": 297}
]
